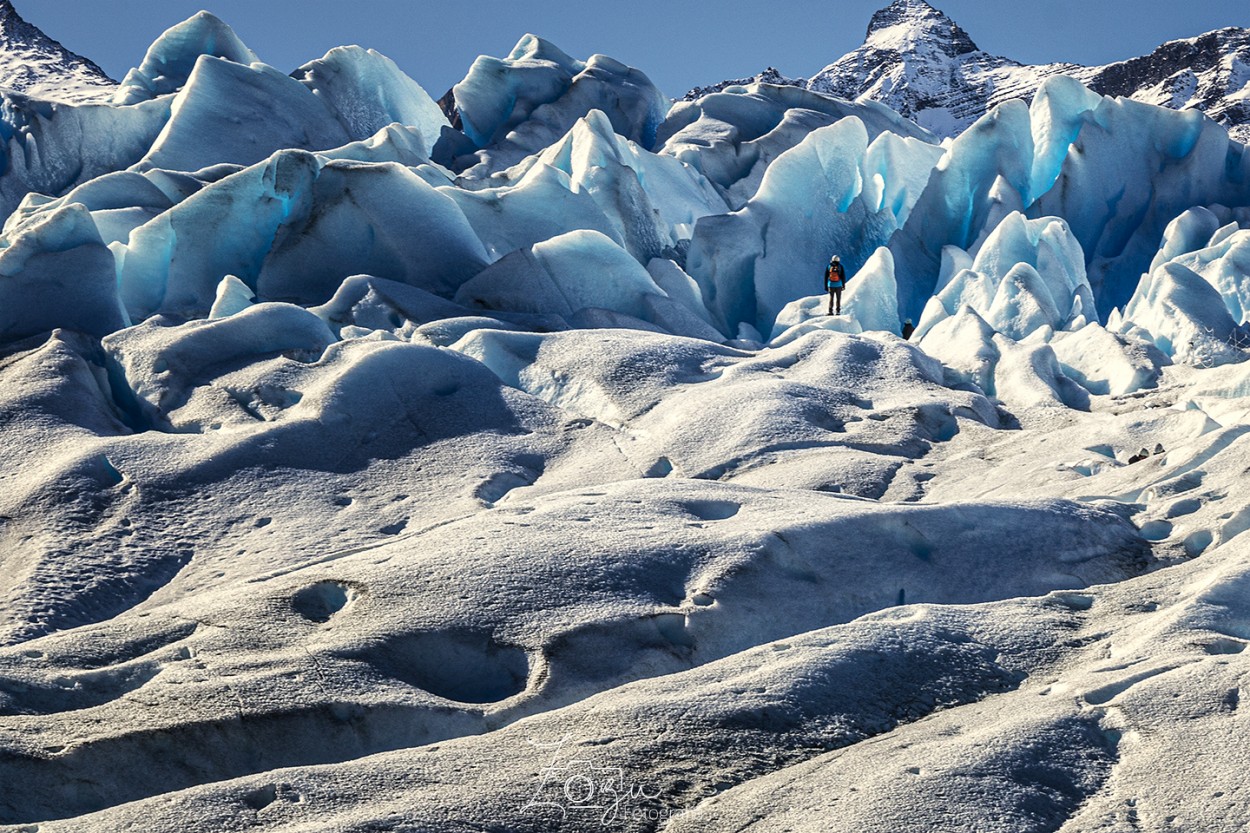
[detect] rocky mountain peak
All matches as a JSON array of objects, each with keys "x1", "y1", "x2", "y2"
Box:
[
  {"x1": 0, "y1": 0, "x2": 40, "y2": 39},
  {"x1": 689, "y1": 1, "x2": 1248, "y2": 142},
  {"x1": 0, "y1": 0, "x2": 115, "y2": 102},
  {"x1": 864, "y1": 0, "x2": 979, "y2": 56}
]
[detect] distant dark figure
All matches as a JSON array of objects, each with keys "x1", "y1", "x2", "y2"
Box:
[
  {"x1": 902, "y1": 318, "x2": 915, "y2": 340},
  {"x1": 1129, "y1": 443, "x2": 1166, "y2": 464},
  {"x1": 825, "y1": 255, "x2": 847, "y2": 315}
]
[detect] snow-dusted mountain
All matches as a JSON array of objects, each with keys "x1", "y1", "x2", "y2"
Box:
[
  {"x1": 1, "y1": 6, "x2": 1250, "y2": 833},
  {"x1": 692, "y1": 0, "x2": 1250, "y2": 143},
  {"x1": 803, "y1": 0, "x2": 1070, "y2": 137},
  {"x1": 0, "y1": 0, "x2": 115, "y2": 102},
  {"x1": 1080, "y1": 25, "x2": 1250, "y2": 141},
  {"x1": 682, "y1": 66, "x2": 804, "y2": 100}
]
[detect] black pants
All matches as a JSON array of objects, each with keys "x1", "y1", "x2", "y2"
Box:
[{"x1": 827, "y1": 288, "x2": 842, "y2": 315}]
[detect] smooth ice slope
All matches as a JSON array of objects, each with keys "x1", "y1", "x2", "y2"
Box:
[
  {"x1": 0, "y1": 202, "x2": 124, "y2": 340},
  {"x1": 136, "y1": 56, "x2": 352, "y2": 173},
  {"x1": 842, "y1": 247, "x2": 902, "y2": 334},
  {"x1": 113, "y1": 11, "x2": 260, "y2": 105},
  {"x1": 208, "y1": 275, "x2": 255, "y2": 319},
  {"x1": 293, "y1": 46, "x2": 448, "y2": 157},
  {"x1": 454, "y1": 229, "x2": 668, "y2": 324},
  {"x1": 436, "y1": 161, "x2": 625, "y2": 261}
]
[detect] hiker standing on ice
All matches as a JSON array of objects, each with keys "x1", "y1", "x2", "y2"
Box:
[{"x1": 825, "y1": 255, "x2": 847, "y2": 315}]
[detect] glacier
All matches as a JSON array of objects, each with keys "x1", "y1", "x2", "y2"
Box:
[{"x1": 0, "y1": 4, "x2": 1249, "y2": 832}]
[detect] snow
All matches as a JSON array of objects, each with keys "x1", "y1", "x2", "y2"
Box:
[
  {"x1": 1050, "y1": 322, "x2": 1170, "y2": 396},
  {"x1": 0, "y1": 0, "x2": 116, "y2": 103},
  {"x1": 1, "y1": 5, "x2": 1250, "y2": 832},
  {"x1": 799, "y1": 0, "x2": 1250, "y2": 149}
]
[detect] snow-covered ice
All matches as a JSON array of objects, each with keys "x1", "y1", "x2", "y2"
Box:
[{"x1": 0, "y1": 4, "x2": 1249, "y2": 831}]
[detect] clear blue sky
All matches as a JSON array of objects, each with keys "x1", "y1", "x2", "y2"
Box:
[{"x1": 19, "y1": 0, "x2": 1250, "y2": 98}]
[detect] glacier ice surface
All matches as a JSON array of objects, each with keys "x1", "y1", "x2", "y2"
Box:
[{"x1": 0, "y1": 16, "x2": 1249, "y2": 832}]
